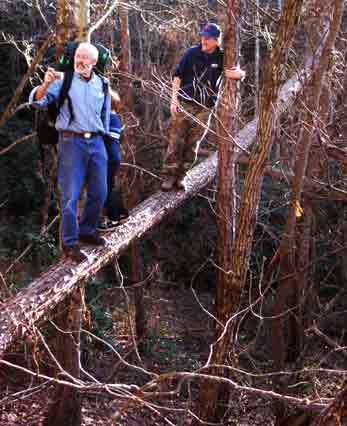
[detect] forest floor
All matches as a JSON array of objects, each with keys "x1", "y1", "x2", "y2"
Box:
[{"x1": 0, "y1": 278, "x2": 346, "y2": 426}]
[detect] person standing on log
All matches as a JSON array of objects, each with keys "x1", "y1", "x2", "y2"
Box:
[
  {"x1": 161, "y1": 23, "x2": 245, "y2": 191},
  {"x1": 97, "y1": 90, "x2": 129, "y2": 232},
  {"x1": 29, "y1": 43, "x2": 110, "y2": 262}
]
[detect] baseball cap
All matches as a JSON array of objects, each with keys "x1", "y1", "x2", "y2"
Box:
[{"x1": 199, "y1": 23, "x2": 221, "y2": 38}]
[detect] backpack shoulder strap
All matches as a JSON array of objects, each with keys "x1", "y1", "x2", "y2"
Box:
[
  {"x1": 57, "y1": 70, "x2": 75, "y2": 124},
  {"x1": 98, "y1": 74, "x2": 109, "y2": 123},
  {"x1": 98, "y1": 74, "x2": 109, "y2": 95}
]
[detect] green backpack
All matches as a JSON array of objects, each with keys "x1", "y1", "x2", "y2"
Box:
[{"x1": 55, "y1": 41, "x2": 110, "y2": 74}]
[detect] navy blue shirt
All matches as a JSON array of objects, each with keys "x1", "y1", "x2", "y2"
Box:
[
  {"x1": 108, "y1": 111, "x2": 122, "y2": 144},
  {"x1": 174, "y1": 44, "x2": 223, "y2": 107},
  {"x1": 105, "y1": 111, "x2": 122, "y2": 163}
]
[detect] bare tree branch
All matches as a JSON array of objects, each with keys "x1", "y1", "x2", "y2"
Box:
[{"x1": 0, "y1": 33, "x2": 53, "y2": 129}]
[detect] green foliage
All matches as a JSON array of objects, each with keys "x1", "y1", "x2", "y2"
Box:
[
  {"x1": 92, "y1": 306, "x2": 113, "y2": 331},
  {"x1": 26, "y1": 231, "x2": 58, "y2": 262},
  {"x1": 141, "y1": 333, "x2": 202, "y2": 370},
  {"x1": 141, "y1": 335, "x2": 178, "y2": 364},
  {"x1": 0, "y1": 107, "x2": 58, "y2": 274},
  {"x1": 86, "y1": 278, "x2": 115, "y2": 341},
  {"x1": 144, "y1": 194, "x2": 217, "y2": 287}
]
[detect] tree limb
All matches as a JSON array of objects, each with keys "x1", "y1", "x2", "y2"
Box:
[{"x1": 0, "y1": 33, "x2": 53, "y2": 129}]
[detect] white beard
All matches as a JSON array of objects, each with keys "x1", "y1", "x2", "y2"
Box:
[{"x1": 74, "y1": 63, "x2": 93, "y2": 78}]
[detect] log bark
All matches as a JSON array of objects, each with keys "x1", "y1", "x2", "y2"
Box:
[{"x1": 0, "y1": 158, "x2": 216, "y2": 359}]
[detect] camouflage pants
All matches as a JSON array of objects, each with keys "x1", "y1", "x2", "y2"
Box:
[{"x1": 162, "y1": 101, "x2": 215, "y2": 179}]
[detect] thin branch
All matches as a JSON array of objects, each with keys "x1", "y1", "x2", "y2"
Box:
[
  {"x1": 5, "y1": 214, "x2": 59, "y2": 276},
  {"x1": 0, "y1": 272, "x2": 11, "y2": 298},
  {"x1": 0, "y1": 32, "x2": 53, "y2": 129},
  {"x1": 0, "y1": 133, "x2": 35, "y2": 157},
  {"x1": 88, "y1": 0, "x2": 119, "y2": 39},
  {"x1": 310, "y1": 323, "x2": 347, "y2": 360}
]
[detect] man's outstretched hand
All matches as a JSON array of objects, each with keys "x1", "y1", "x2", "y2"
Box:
[
  {"x1": 44, "y1": 67, "x2": 61, "y2": 85},
  {"x1": 224, "y1": 66, "x2": 246, "y2": 81}
]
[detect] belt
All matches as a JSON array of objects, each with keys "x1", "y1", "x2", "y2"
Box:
[{"x1": 61, "y1": 130, "x2": 100, "y2": 139}]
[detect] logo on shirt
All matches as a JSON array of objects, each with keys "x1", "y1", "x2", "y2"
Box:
[{"x1": 211, "y1": 63, "x2": 219, "y2": 68}]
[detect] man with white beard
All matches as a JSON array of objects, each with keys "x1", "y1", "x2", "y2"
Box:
[{"x1": 30, "y1": 43, "x2": 111, "y2": 262}]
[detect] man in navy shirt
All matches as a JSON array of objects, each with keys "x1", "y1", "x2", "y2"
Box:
[{"x1": 162, "y1": 23, "x2": 245, "y2": 191}]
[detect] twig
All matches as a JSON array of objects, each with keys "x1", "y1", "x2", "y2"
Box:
[
  {"x1": 88, "y1": 0, "x2": 119, "y2": 39},
  {"x1": 0, "y1": 198, "x2": 8, "y2": 209},
  {"x1": 0, "y1": 133, "x2": 36, "y2": 157},
  {"x1": 5, "y1": 214, "x2": 59, "y2": 276},
  {"x1": 311, "y1": 322, "x2": 347, "y2": 359},
  {"x1": 0, "y1": 272, "x2": 11, "y2": 297},
  {"x1": 0, "y1": 32, "x2": 53, "y2": 129}
]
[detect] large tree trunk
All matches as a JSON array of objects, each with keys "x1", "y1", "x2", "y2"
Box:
[
  {"x1": 191, "y1": 0, "x2": 304, "y2": 424},
  {"x1": 44, "y1": 2, "x2": 91, "y2": 425},
  {"x1": 118, "y1": 4, "x2": 146, "y2": 343},
  {"x1": 336, "y1": 37, "x2": 347, "y2": 284},
  {"x1": 215, "y1": 0, "x2": 239, "y2": 327},
  {"x1": 42, "y1": 290, "x2": 83, "y2": 426},
  {"x1": 73, "y1": 0, "x2": 90, "y2": 42},
  {"x1": 56, "y1": 0, "x2": 73, "y2": 54},
  {"x1": 194, "y1": 2, "x2": 240, "y2": 421},
  {"x1": 271, "y1": 4, "x2": 344, "y2": 423},
  {"x1": 255, "y1": 0, "x2": 260, "y2": 114},
  {"x1": 272, "y1": 0, "x2": 345, "y2": 403}
]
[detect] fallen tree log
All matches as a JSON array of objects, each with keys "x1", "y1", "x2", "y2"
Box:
[
  {"x1": 0, "y1": 155, "x2": 217, "y2": 358},
  {"x1": 0, "y1": 61, "x2": 344, "y2": 359}
]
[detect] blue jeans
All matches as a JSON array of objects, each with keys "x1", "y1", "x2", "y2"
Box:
[
  {"x1": 58, "y1": 133, "x2": 107, "y2": 246},
  {"x1": 104, "y1": 140, "x2": 121, "y2": 200}
]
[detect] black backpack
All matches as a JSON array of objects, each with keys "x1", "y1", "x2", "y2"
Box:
[{"x1": 36, "y1": 41, "x2": 110, "y2": 146}]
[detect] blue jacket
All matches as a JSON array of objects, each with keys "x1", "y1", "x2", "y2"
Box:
[
  {"x1": 174, "y1": 44, "x2": 223, "y2": 107},
  {"x1": 104, "y1": 111, "x2": 122, "y2": 163},
  {"x1": 108, "y1": 111, "x2": 122, "y2": 143}
]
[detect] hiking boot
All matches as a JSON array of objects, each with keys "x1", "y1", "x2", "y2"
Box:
[
  {"x1": 161, "y1": 176, "x2": 176, "y2": 191},
  {"x1": 62, "y1": 244, "x2": 88, "y2": 263},
  {"x1": 79, "y1": 233, "x2": 106, "y2": 246},
  {"x1": 97, "y1": 218, "x2": 119, "y2": 233},
  {"x1": 117, "y1": 209, "x2": 129, "y2": 224},
  {"x1": 106, "y1": 188, "x2": 129, "y2": 222},
  {"x1": 175, "y1": 177, "x2": 186, "y2": 191}
]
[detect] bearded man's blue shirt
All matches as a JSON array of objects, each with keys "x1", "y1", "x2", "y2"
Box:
[{"x1": 29, "y1": 72, "x2": 110, "y2": 133}]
